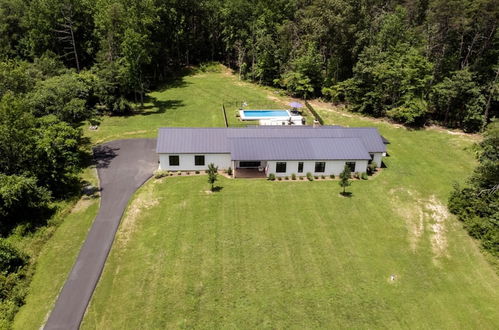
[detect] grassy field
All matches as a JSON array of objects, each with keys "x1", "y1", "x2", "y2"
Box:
[
  {"x1": 79, "y1": 71, "x2": 498, "y2": 328},
  {"x1": 12, "y1": 167, "x2": 100, "y2": 330},
  {"x1": 86, "y1": 66, "x2": 279, "y2": 144},
  {"x1": 15, "y1": 67, "x2": 499, "y2": 328}
]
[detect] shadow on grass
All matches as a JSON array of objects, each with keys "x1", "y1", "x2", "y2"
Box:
[
  {"x1": 137, "y1": 97, "x2": 184, "y2": 116},
  {"x1": 211, "y1": 186, "x2": 224, "y2": 192},
  {"x1": 340, "y1": 191, "x2": 353, "y2": 197}
]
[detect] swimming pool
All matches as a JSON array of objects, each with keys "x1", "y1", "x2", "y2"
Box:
[{"x1": 239, "y1": 110, "x2": 291, "y2": 120}]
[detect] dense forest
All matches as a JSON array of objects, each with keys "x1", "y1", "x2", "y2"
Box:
[
  {"x1": 0, "y1": 0, "x2": 497, "y2": 129},
  {"x1": 0, "y1": 0, "x2": 498, "y2": 326}
]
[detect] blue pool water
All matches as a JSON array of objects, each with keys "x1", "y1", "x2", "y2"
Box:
[{"x1": 242, "y1": 110, "x2": 289, "y2": 118}]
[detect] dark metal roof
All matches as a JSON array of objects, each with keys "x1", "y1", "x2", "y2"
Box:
[
  {"x1": 230, "y1": 138, "x2": 371, "y2": 160},
  {"x1": 157, "y1": 126, "x2": 387, "y2": 158}
]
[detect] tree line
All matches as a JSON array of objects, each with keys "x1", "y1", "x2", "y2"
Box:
[{"x1": 1, "y1": 0, "x2": 497, "y2": 131}]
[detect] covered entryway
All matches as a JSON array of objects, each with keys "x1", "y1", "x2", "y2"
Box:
[{"x1": 233, "y1": 160, "x2": 267, "y2": 178}]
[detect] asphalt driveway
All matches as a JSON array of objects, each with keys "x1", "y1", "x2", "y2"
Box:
[{"x1": 44, "y1": 138, "x2": 158, "y2": 330}]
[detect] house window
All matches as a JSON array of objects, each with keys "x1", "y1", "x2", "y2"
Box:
[
  {"x1": 276, "y1": 162, "x2": 287, "y2": 173},
  {"x1": 346, "y1": 162, "x2": 356, "y2": 172},
  {"x1": 314, "y1": 162, "x2": 326, "y2": 173},
  {"x1": 297, "y1": 162, "x2": 304, "y2": 173},
  {"x1": 169, "y1": 155, "x2": 180, "y2": 166},
  {"x1": 194, "y1": 155, "x2": 205, "y2": 166}
]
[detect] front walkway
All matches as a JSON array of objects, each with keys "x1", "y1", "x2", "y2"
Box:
[{"x1": 44, "y1": 139, "x2": 158, "y2": 330}]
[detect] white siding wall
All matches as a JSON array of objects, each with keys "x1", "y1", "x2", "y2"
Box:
[
  {"x1": 372, "y1": 152, "x2": 383, "y2": 167},
  {"x1": 266, "y1": 160, "x2": 369, "y2": 177},
  {"x1": 158, "y1": 153, "x2": 231, "y2": 171}
]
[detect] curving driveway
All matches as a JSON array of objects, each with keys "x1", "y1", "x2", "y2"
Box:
[{"x1": 44, "y1": 139, "x2": 158, "y2": 330}]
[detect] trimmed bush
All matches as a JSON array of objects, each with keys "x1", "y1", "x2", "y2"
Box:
[
  {"x1": 291, "y1": 173, "x2": 296, "y2": 180},
  {"x1": 154, "y1": 170, "x2": 169, "y2": 179},
  {"x1": 321, "y1": 175, "x2": 325, "y2": 179},
  {"x1": 278, "y1": 176, "x2": 282, "y2": 181},
  {"x1": 299, "y1": 176, "x2": 304, "y2": 180},
  {"x1": 361, "y1": 172, "x2": 368, "y2": 180},
  {"x1": 227, "y1": 167, "x2": 233, "y2": 176},
  {"x1": 368, "y1": 161, "x2": 378, "y2": 175},
  {"x1": 285, "y1": 176, "x2": 289, "y2": 180},
  {"x1": 195, "y1": 171, "x2": 200, "y2": 174},
  {"x1": 353, "y1": 172, "x2": 360, "y2": 179},
  {"x1": 306, "y1": 172, "x2": 314, "y2": 181},
  {"x1": 268, "y1": 173, "x2": 276, "y2": 181},
  {"x1": 177, "y1": 171, "x2": 182, "y2": 175},
  {"x1": 330, "y1": 174, "x2": 335, "y2": 179}
]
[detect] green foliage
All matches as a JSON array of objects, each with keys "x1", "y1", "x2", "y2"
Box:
[
  {"x1": 431, "y1": 69, "x2": 487, "y2": 132},
  {"x1": 291, "y1": 173, "x2": 296, "y2": 180},
  {"x1": 0, "y1": 174, "x2": 51, "y2": 233},
  {"x1": 207, "y1": 163, "x2": 218, "y2": 191},
  {"x1": 227, "y1": 167, "x2": 233, "y2": 176},
  {"x1": 27, "y1": 72, "x2": 96, "y2": 125},
  {"x1": 0, "y1": 240, "x2": 27, "y2": 274},
  {"x1": 268, "y1": 173, "x2": 275, "y2": 181},
  {"x1": 339, "y1": 164, "x2": 351, "y2": 194},
  {"x1": 361, "y1": 172, "x2": 368, "y2": 180},
  {"x1": 368, "y1": 162, "x2": 378, "y2": 175},
  {"x1": 448, "y1": 121, "x2": 499, "y2": 256},
  {"x1": 306, "y1": 172, "x2": 313, "y2": 181}
]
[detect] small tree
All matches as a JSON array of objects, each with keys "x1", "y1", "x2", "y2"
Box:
[
  {"x1": 207, "y1": 163, "x2": 218, "y2": 191},
  {"x1": 339, "y1": 164, "x2": 352, "y2": 195}
]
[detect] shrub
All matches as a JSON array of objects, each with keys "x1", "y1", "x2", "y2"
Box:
[
  {"x1": 314, "y1": 176, "x2": 319, "y2": 180},
  {"x1": 299, "y1": 176, "x2": 304, "y2": 180},
  {"x1": 368, "y1": 161, "x2": 378, "y2": 175},
  {"x1": 306, "y1": 172, "x2": 313, "y2": 181},
  {"x1": 330, "y1": 174, "x2": 335, "y2": 179},
  {"x1": 353, "y1": 172, "x2": 360, "y2": 179},
  {"x1": 321, "y1": 175, "x2": 325, "y2": 179},
  {"x1": 177, "y1": 171, "x2": 182, "y2": 175},
  {"x1": 361, "y1": 172, "x2": 368, "y2": 180},
  {"x1": 278, "y1": 176, "x2": 282, "y2": 181},
  {"x1": 268, "y1": 173, "x2": 276, "y2": 181},
  {"x1": 227, "y1": 167, "x2": 233, "y2": 176},
  {"x1": 285, "y1": 176, "x2": 289, "y2": 180},
  {"x1": 0, "y1": 240, "x2": 27, "y2": 273},
  {"x1": 291, "y1": 173, "x2": 296, "y2": 180},
  {"x1": 195, "y1": 170, "x2": 200, "y2": 174},
  {"x1": 153, "y1": 170, "x2": 169, "y2": 179},
  {"x1": 186, "y1": 172, "x2": 190, "y2": 175}
]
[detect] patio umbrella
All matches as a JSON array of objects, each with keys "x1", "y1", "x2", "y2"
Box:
[{"x1": 289, "y1": 101, "x2": 304, "y2": 108}]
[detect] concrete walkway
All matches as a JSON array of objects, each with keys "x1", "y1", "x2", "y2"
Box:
[{"x1": 44, "y1": 139, "x2": 158, "y2": 330}]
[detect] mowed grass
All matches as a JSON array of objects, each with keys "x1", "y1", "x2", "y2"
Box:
[
  {"x1": 81, "y1": 82, "x2": 499, "y2": 328},
  {"x1": 86, "y1": 66, "x2": 276, "y2": 144},
  {"x1": 12, "y1": 167, "x2": 100, "y2": 330}
]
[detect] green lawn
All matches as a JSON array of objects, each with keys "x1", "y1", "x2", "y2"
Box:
[
  {"x1": 81, "y1": 78, "x2": 498, "y2": 328},
  {"x1": 86, "y1": 66, "x2": 279, "y2": 144},
  {"x1": 12, "y1": 167, "x2": 100, "y2": 330},
  {"x1": 15, "y1": 67, "x2": 499, "y2": 329}
]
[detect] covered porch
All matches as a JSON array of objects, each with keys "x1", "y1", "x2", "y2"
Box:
[{"x1": 232, "y1": 160, "x2": 268, "y2": 178}]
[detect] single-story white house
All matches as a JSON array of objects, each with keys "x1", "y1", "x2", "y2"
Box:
[{"x1": 156, "y1": 126, "x2": 388, "y2": 178}]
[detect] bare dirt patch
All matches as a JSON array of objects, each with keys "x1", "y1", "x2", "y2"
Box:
[
  {"x1": 118, "y1": 184, "x2": 159, "y2": 247},
  {"x1": 390, "y1": 189, "x2": 450, "y2": 263},
  {"x1": 72, "y1": 196, "x2": 96, "y2": 213}
]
